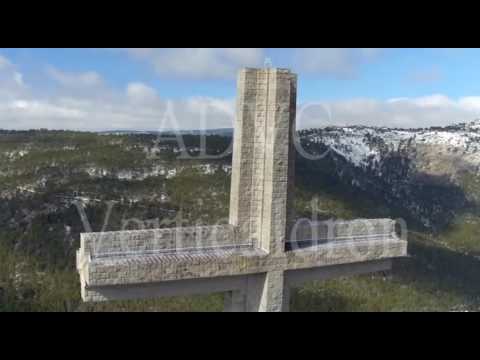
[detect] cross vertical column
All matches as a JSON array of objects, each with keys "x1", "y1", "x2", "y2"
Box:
[
  {"x1": 241, "y1": 270, "x2": 288, "y2": 312},
  {"x1": 260, "y1": 69, "x2": 297, "y2": 255},
  {"x1": 229, "y1": 68, "x2": 297, "y2": 255},
  {"x1": 229, "y1": 68, "x2": 297, "y2": 311},
  {"x1": 229, "y1": 68, "x2": 257, "y2": 246},
  {"x1": 224, "y1": 290, "x2": 246, "y2": 312}
]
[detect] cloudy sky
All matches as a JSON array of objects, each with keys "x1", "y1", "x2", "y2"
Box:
[{"x1": 1, "y1": 48, "x2": 480, "y2": 131}]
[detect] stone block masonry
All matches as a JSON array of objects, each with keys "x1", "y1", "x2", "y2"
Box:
[
  {"x1": 229, "y1": 68, "x2": 297, "y2": 255},
  {"x1": 77, "y1": 68, "x2": 408, "y2": 311}
]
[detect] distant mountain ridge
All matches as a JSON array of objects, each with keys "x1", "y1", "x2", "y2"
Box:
[{"x1": 98, "y1": 128, "x2": 234, "y2": 136}]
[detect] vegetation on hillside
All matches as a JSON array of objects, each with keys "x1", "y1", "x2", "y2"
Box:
[{"x1": 1, "y1": 130, "x2": 480, "y2": 311}]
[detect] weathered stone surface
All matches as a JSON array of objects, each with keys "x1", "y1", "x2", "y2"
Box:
[
  {"x1": 229, "y1": 68, "x2": 296, "y2": 255},
  {"x1": 80, "y1": 224, "x2": 238, "y2": 258},
  {"x1": 77, "y1": 68, "x2": 408, "y2": 311},
  {"x1": 80, "y1": 236, "x2": 405, "y2": 287}
]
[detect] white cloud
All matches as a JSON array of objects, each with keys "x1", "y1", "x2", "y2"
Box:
[
  {"x1": 297, "y1": 95, "x2": 480, "y2": 129},
  {"x1": 8, "y1": 99, "x2": 85, "y2": 119},
  {"x1": 119, "y1": 48, "x2": 382, "y2": 79},
  {"x1": 292, "y1": 48, "x2": 383, "y2": 78},
  {"x1": 3, "y1": 88, "x2": 478, "y2": 131},
  {"x1": 411, "y1": 94, "x2": 455, "y2": 108},
  {"x1": 186, "y1": 96, "x2": 234, "y2": 115},
  {"x1": 47, "y1": 66, "x2": 103, "y2": 88},
  {"x1": 0, "y1": 59, "x2": 236, "y2": 131},
  {"x1": 458, "y1": 97, "x2": 480, "y2": 112},
  {"x1": 13, "y1": 72, "x2": 24, "y2": 86},
  {"x1": 126, "y1": 82, "x2": 158, "y2": 104},
  {"x1": 0, "y1": 54, "x2": 28, "y2": 100},
  {"x1": 183, "y1": 97, "x2": 235, "y2": 129},
  {"x1": 121, "y1": 48, "x2": 264, "y2": 79},
  {"x1": 1, "y1": 53, "x2": 479, "y2": 132},
  {"x1": 0, "y1": 55, "x2": 13, "y2": 70},
  {"x1": 0, "y1": 92, "x2": 237, "y2": 131}
]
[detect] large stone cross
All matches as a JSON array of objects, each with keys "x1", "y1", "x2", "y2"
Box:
[{"x1": 77, "y1": 68, "x2": 407, "y2": 311}]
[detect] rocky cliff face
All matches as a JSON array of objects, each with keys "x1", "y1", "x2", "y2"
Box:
[{"x1": 299, "y1": 120, "x2": 480, "y2": 231}]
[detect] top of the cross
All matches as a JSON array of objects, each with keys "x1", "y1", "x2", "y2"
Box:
[
  {"x1": 240, "y1": 67, "x2": 294, "y2": 75},
  {"x1": 239, "y1": 68, "x2": 297, "y2": 83}
]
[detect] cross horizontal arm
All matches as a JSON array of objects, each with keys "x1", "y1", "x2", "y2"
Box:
[
  {"x1": 78, "y1": 224, "x2": 241, "y2": 261},
  {"x1": 78, "y1": 218, "x2": 406, "y2": 301}
]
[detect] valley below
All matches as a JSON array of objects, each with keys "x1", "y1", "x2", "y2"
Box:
[{"x1": 1, "y1": 121, "x2": 480, "y2": 311}]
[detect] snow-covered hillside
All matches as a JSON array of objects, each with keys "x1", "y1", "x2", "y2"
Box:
[
  {"x1": 302, "y1": 120, "x2": 480, "y2": 172},
  {"x1": 298, "y1": 120, "x2": 480, "y2": 231}
]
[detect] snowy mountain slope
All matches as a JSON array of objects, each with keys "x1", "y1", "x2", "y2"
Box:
[
  {"x1": 302, "y1": 119, "x2": 480, "y2": 173},
  {"x1": 298, "y1": 120, "x2": 480, "y2": 231}
]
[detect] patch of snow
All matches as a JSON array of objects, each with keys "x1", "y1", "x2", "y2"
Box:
[{"x1": 305, "y1": 125, "x2": 480, "y2": 169}]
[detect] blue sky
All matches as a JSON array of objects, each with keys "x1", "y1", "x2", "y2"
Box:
[{"x1": 0, "y1": 48, "x2": 479, "y2": 130}]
